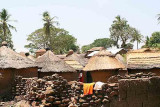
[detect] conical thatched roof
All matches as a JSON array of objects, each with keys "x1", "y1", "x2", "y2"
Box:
[
  {"x1": 36, "y1": 50, "x2": 76, "y2": 72},
  {"x1": 0, "y1": 46, "x2": 36, "y2": 69},
  {"x1": 83, "y1": 50, "x2": 125, "y2": 71},
  {"x1": 127, "y1": 48, "x2": 160, "y2": 69},
  {"x1": 64, "y1": 52, "x2": 88, "y2": 70}
]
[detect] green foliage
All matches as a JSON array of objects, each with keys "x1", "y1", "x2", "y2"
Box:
[
  {"x1": 124, "y1": 43, "x2": 133, "y2": 49},
  {"x1": 25, "y1": 28, "x2": 79, "y2": 54},
  {"x1": 81, "y1": 45, "x2": 92, "y2": 53},
  {"x1": 25, "y1": 11, "x2": 78, "y2": 54},
  {"x1": 109, "y1": 15, "x2": 143, "y2": 49},
  {"x1": 91, "y1": 38, "x2": 115, "y2": 48},
  {"x1": 81, "y1": 38, "x2": 114, "y2": 53},
  {"x1": 0, "y1": 9, "x2": 16, "y2": 49},
  {"x1": 143, "y1": 32, "x2": 160, "y2": 48},
  {"x1": 149, "y1": 32, "x2": 160, "y2": 45}
]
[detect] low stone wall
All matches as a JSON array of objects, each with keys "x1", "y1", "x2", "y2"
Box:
[{"x1": 8, "y1": 73, "x2": 160, "y2": 107}]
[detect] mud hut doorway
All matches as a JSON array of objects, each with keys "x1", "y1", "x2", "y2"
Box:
[{"x1": 86, "y1": 71, "x2": 92, "y2": 83}]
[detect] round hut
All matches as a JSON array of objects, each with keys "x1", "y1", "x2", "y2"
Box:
[
  {"x1": 64, "y1": 50, "x2": 88, "y2": 71},
  {"x1": 36, "y1": 50, "x2": 77, "y2": 81},
  {"x1": 83, "y1": 50, "x2": 125, "y2": 83},
  {"x1": 0, "y1": 43, "x2": 38, "y2": 97},
  {"x1": 127, "y1": 48, "x2": 160, "y2": 75}
]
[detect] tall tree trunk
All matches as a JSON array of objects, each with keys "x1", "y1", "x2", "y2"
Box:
[
  {"x1": 137, "y1": 40, "x2": 138, "y2": 49},
  {"x1": 2, "y1": 23, "x2": 6, "y2": 41}
]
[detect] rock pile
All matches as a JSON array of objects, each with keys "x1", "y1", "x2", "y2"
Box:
[
  {"x1": 13, "y1": 74, "x2": 73, "y2": 107},
  {"x1": 69, "y1": 82, "x2": 119, "y2": 107}
]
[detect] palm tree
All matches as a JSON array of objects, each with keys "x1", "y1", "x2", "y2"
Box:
[
  {"x1": 42, "y1": 11, "x2": 58, "y2": 49},
  {"x1": 130, "y1": 28, "x2": 143, "y2": 49},
  {"x1": 0, "y1": 9, "x2": 16, "y2": 41}
]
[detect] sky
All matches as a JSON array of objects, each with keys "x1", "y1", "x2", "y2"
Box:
[{"x1": 0, "y1": 0, "x2": 160, "y2": 52}]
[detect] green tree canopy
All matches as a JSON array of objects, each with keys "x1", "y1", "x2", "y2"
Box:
[
  {"x1": 25, "y1": 28, "x2": 79, "y2": 54},
  {"x1": 81, "y1": 38, "x2": 114, "y2": 53},
  {"x1": 0, "y1": 9, "x2": 16, "y2": 48},
  {"x1": 109, "y1": 15, "x2": 143, "y2": 49},
  {"x1": 142, "y1": 32, "x2": 160, "y2": 48}
]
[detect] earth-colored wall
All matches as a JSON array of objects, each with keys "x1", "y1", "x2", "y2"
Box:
[
  {"x1": 110, "y1": 77, "x2": 160, "y2": 107},
  {"x1": 89, "y1": 70, "x2": 118, "y2": 83},
  {"x1": 15, "y1": 67, "x2": 38, "y2": 78},
  {"x1": 0, "y1": 69, "x2": 14, "y2": 98},
  {"x1": 0, "y1": 67, "x2": 38, "y2": 99},
  {"x1": 38, "y1": 72, "x2": 79, "y2": 81}
]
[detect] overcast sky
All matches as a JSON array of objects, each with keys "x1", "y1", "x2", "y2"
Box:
[{"x1": 0, "y1": 0, "x2": 160, "y2": 52}]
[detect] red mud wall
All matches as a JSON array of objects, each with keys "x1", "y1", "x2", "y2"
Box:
[
  {"x1": 0, "y1": 69, "x2": 14, "y2": 97},
  {"x1": 110, "y1": 77, "x2": 160, "y2": 107},
  {"x1": 90, "y1": 70, "x2": 118, "y2": 82},
  {"x1": 15, "y1": 67, "x2": 38, "y2": 78}
]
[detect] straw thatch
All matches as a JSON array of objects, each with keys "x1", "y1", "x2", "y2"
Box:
[
  {"x1": 56, "y1": 54, "x2": 66, "y2": 59},
  {"x1": 19, "y1": 52, "x2": 26, "y2": 57},
  {"x1": 0, "y1": 46, "x2": 36, "y2": 69},
  {"x1": 127, "y1": 48, "x2": 160, "y2": 69},
  {"x1": 27, "y1": 55, "x2": 36, "y2": 61},
  {"x1": 36, "y1": 50, "x2": 76, "y2": 72},
  {"x1": 83, "y1": 50, "x2": 125, "y2": 71},
  {"x1": 87, "y1": 47, "x2": 105, "y2": 52},
  {"x1": 64, "y1": 52, "x2": 88, "y2": 70}
]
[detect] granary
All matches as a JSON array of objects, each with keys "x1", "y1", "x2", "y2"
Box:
[
  {"x1": 64, "y1": 50, "x2": 88, "y2": 71},
  {"x1": 0, "y1": 42, "x2": 38, "y2": 97},
  {"x1": 83, "y1": 50, "x2": 125, "y2": 83},
  {"x1": 127, "y1": 48, "x2": 160, "y2": 75},
  {"x1": 19, "y1": 52, "x2": 36, "y2": 61},
  {"x1": 35, "y1": 48, "x2": 46, "y2": 58},
  {"x1": 35, "y1": 50, "x2": 77, "y2": 81},
  {"x1": 85, "y1": 47, "x2": 105, "y2": 58}
]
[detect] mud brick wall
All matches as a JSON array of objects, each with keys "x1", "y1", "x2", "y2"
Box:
[
  {"x1": 70, "y1": 82, "x2": 118, "y2": 107},
  {"x1": 110, "y1": 76, "x2": 160, "y2": 107},
  {"x1": 13, "y1": 74, "x2": 73, "y2": 107}
]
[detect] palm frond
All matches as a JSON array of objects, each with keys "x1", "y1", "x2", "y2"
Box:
[{"x1": 8, "y1": 24, "x2": 17, "y2": 32}]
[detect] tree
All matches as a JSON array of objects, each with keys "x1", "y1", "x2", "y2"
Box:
[
  {"x1": 81, "y1": 45, "x2": 92, "y2": 53},
  {"x1": 25, "y1": 28, "x2": 79, "y2": 54},
  {"x1": 130, "y1": 28, "x2": 143, "y2": 49},
  {"x1": 149, "y1": 32, "x2": 160, "y2": 45},
  {"x1": 142, "y1": 36, "x2": 150, "y2": 48},
  {"x1": 42, "y1": 11, "x2": 58, "y2": 49},
  {"x1": 0, "y1": 9, "x2": 16, "y2": 48},
  {"x1": 142, "y1": 32, "x2": 160, "y2": 48},
  {"x1": 109, "y1": 15, "x2": 143, "y2": 49},
  {"x1": 81, "y1": 38, "x2": 115, "y2": 53},
  {"x1": 91, "y1": 38, "x2": 115, "y2": 48}
]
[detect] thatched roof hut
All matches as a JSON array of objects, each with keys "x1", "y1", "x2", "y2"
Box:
[
  {"x1": 85, "y1": 47, "x2": 105, "y2": 58},
  {"x1": 84, "y1": 50, "x2": 125, "y2": 71},
  {"x1": 36, "y1": 50, "x2": 78, "y2": 80},
  {"x1": 83, "y1": 50, "x2": 125, "y2": 82},
  {"x1": 126, "y1": 48, "x2": 160, "y2": 76},
  {"x1": 0, "y1": 46, "x2": 36, "y2": 69},
  {"x1": 0, "y1": 45, "x2": 38, "y2": 98},
  {"x1": 36, "y1": 50, "x2": 75, "y2": 72},
  {"x1": 56, "y1": 54, "x2": 66, "y2": 59},
  {"x1": 64, "y1": 50, "x2": 88, "y2": 70},
  {"x1": 127, "y1": 48, "x2": 160, "y2": 69}
]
